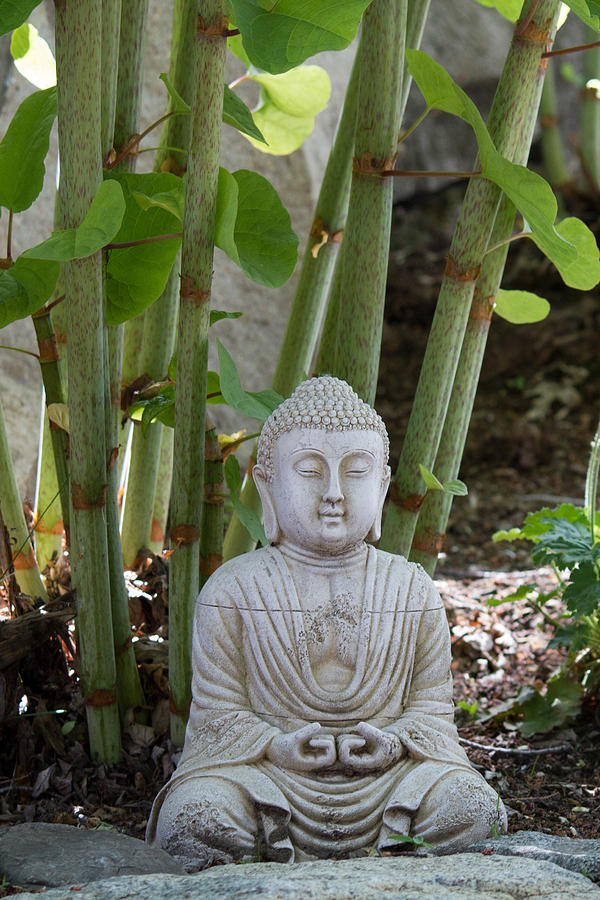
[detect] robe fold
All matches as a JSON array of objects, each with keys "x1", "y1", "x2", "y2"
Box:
[{"x1": 146, "y1": 545, "x2": 478, "y2": 858}]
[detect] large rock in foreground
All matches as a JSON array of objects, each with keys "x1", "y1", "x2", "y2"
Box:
[{"x1": 8, "y1": 855, "x2": 600, "y2": 899}]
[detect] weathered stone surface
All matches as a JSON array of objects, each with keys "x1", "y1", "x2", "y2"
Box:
[
  {"x1": 466, "y1": 831, "x2": 600, "y2": 881},
  {"x1": 0, "y1": 822, "x2": 184, "y2": 889},
  {"x1": 8, "y1": 855, "x2": 600, "y2": 899}
]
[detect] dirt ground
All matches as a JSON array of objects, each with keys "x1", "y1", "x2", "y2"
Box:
[{"x1": 0, "y1": 182, "x2": 599, "y2": 889}]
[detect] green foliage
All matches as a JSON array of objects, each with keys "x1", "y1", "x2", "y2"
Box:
[
  {"x1": 418, "y1": 463, "x2": 468, "y2": 496},
  {"x1": 24, "y1": 180, "x2": 125, "y2": 260},
  {"x1": 0, "y1": 85, "x2": 56, "y2": 212},
  {"x1": 406, "y1": 50, "x2": 583, "y2": 273},
  {"x1": 224, "y1": 455, "x2": 268, "y2": 546},
  {"x1": 217, "y1": 339, "x2": 283, "y2": 420},
  {"x1": 471, "y1": 0, "x2": 523, "y2": 21},
  {"x1": 388, "y1": 834, "x2": 434, "y2": 849},
  {"x1": 223, "y1": 85, "x2": 266, "y2": 143},
  {"x1": 245, "y1": 66, "x2": 331, "y2": 155},
  {"x1": 562, "y1": 0, "x2": 600, "y2": 31},
  {"x1": 0, "y1": 0, "x2": 42, "y2": 36},
  {"x1": 230, "y1": 0, "x2": 371, "y2": 74},
  {"x1": 484, "y1": 676, "x2": 584, "y2": 736},
  {"x1": 494, "y1": 290, "x2": 550, "y2": 324},
  {"x1": 531, "y1": 218, "x2": 600, "y2": 290},
  {"x1": 10, "y1": 22, "x2": 56, "y2": 89},
  {"x1": 456, "y1": 699, "x2": 479, "y2": 719},
  {"x1": 159, "y1": 72, "x2": 191, "y2": 113},
  {"x1": 104, "y1": 172, "x2": 182, "y2": 325},
  {"x1": 0, "y1": 255, "x2": 59, "y2": 328}
]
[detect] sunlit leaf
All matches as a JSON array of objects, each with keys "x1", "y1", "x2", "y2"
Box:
[
  {"x1": 419, "y1": 463, "x2": 443, "y2": 491},
  {"x1": 0, "y1": 85, "x2": 56, "y2": 212},
  {"x1": 11, "y1": 22, "x2": 55, "y2": 88},
  {"x1": 406, "y1": 50, "x2": 577, "y2": 270},
  {"x1": 46, "y1": 402, "x2": 69, "y2": 433},
  {"x1": 0, "y1": 1, "x2": 41, "y2": 36},
  {"x1": 561, "y1": 0, "x2": 600, "y2": 30},
  {"x1": 494, "y1": 289, "x2": 550, "y2": 324},
  {"x1": 442, "y1": 478, "x2": 468, "y2": 496},
  {"x1": 0, "y1": 255, "x2": 59, "y2": 327},
  {"x1": 230, "y1": 0, "x2": 370, "y2": 74},
  {"x1": 24, "y1": 180, "x2": 126, "y2": 260},
  {"x1": 246, "y1": 65, "x2": 331, "y2": 155},
  {"x1": 223, "y1": 85, "x2": 266, "y2": 143},
  {"x1": 470, "y1": 0, "x2": 522, "y2": 21}
]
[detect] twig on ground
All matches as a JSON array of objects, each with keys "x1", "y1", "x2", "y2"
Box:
[{"x1": 459, "y1": 737, "x2": 572, "y2": 756}]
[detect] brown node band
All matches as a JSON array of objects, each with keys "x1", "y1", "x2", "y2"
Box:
[
  {"x1": 115, "y1": 636, "x2": 133, "y2": 657},
  {"x1": 540, "y1": 114, "x2": 558, "y2": 128},
  {"x1": 199, "y1": 552, "x2": 223, "y2": 577},
  {"x1": 12, "y1": 550, "x2": 35, "y2": 571},
  {"x1": 445, "y1": 254, "x2": 481, "y2": 283},
  {"x1": 180, "y1": 274, "x2": 210, "y2": 305},
  {"x1": 169, "y1": 694, "x2": 191, "y2": 718},
  {"x1": 150, "y1": 518, "x2": 164, "y2": 543},
  {"x1": 389, "y1": 482, "x2": 426, "y2": 513},
  {"x1": 171, "y1": 523, "x2": 201, "y2": 546},
  {"x1": 469, "y1": 291, "x2": 494, "y2": 322},
  {"x1": 107, "y1": 447, "x2": 119, "y2": 472},
  {"x1": 352, "y1": 151, "x2": 398, "y2": 177},
  {"x1": 85, "y1": 687, "x2": 117, "y2": 708},
  {"x1": 582, "y1": 86, "x2": 600, "y2": 101},
  {"x1": 411, "y1": 529, "x2": 446, "y2": 556},
  {"x1": 34, "y1": 518, "x2": 64, "y2": 536},
  {"x1": 71, "y1": 482, "x2": 107, "y2": 510},
  {"x1": 197, "y1": 14, "x2": 238, "y2": 37},
  {"x1": 38, "y1": 334, "x2": 60, "y2": 364},
  {"x1": 515, "y1": 18, "x2": 551, "y2": 45},
  {"x1": 203, "y1": 480, "x2": 225, "y2": 504}
]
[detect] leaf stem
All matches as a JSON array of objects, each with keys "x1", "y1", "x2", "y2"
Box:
[
  {"x1": 542, "y1": 39, "x2": 600, "y2": 58},
  {"x1": 106, "y1": 232, "x2": 182, "y2": 250},
  {"x1": 228, "y1": 74, "x2": 249, "y2": 90},
  {"x1": 0, "y1": 344, "x2": 40, "y2": 360},
  {"x1": 484, "y1": 231, "x2": 531, "y2": 255},
  {"x1": 397, "y1": 107, "x2": 429, "y2": 146}
]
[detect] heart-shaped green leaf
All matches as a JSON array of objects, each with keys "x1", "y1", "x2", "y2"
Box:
[
  {"x1": 0, "y1": 255, "x2": 59, "y2": 328},
  {"x1": 223, "y1": 85, "x2": 266, "y2": 144},
  {"x1": 11, "y1": 23, "x2": 56, "y2": 89},
  {"x1": 494, "y1": 289, "x2": 551, "y2": 324},
  {"x1": 531, "y1": 217, "x2": 600, "y2": 289},
  {"x1": 0, "y1": 85, "x2": 56, "y2": 212},
  {"x1": 0, "y1": 0, "x2": 42, "y2": 36}
]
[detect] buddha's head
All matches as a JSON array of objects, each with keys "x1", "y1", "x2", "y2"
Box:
[{"x1": 253, "y1": 376, "x2": 391, "y2": 555}]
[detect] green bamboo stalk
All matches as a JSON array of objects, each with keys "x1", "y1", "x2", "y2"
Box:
[
  {"x1": 199, "y1": 417, "x2": 224, "y2": 589},
  {"x1": 55, "y1": 0, "x2": 120, "y2": 762},
  {"x1": 582, "y1": 31, "x2": 600, "y2": 191},
  {"x1": 168, "y1": 0, "x2": 227, "y2": 745},
  {"x1": 539, "y1": 58, "x2": 569, "y2": 189},
  {"x1": 149, "y1": 425, "x2": 174, "y2": 555},
  {"x1": 222, "y1": 49, "x2": 361, "y2": 562},
  {"x1": 155, "y1": 0, "x2": 196, "y2": 175},
  {"x1": 380, "y1": 0, "x2": 562, "y2": 559},
  {"x1": 410, "y1": 11, "x2": 562, "y2": 576},
  {"x1": 332, "y1": 0, "x2": 407, "y2": 403},
  {"x1": 31, "y1": 305, "x2": 70, "y2": 561},
  {"x1": 0, "y1": 398, "x2": 48, "y2": 599}
]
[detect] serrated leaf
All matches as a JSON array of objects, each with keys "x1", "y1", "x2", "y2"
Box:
[
  {"x1": 0, "y1": 255, "x2": 59, "y2": 328},
  {"x1": 531, "y1": 217, "x2": 600, "y2": 290},
  {"x1": 494, "y1": 289, "x2": 550, "y2": 324},
  {"x1": 11, "y1": 23, "x2": 55, "y2": 89},
  {"x1": 532, "y1": 517, "x2": 594, "y2": 567},
  {"x1": 470, "y1": 0, "x2": 522, "y2": 20},
  {"x1": 46, "y1": 402, "x2": 69, "y2": 433},
  {"x1": 0, "y1": 1, "x2": 41, "y2": 36},
  {"x1": 0, "y1": 85, "x2": 56, "y2": 212},
  {"x1": 231, "y1": 0, "x2": 370, "y2": 74},
  {"x1": 104, "y1": 172, "x2": 182, "y2": 325},
  {"x1": 210, "y1": 309, "x2": 242, "y2": 326},
  {"x1": 406, "y1": 51, "x2": 576, "y2": 270},
  {"x1": 224, "y1": 454, "x2": 242, "y2": 498},
  {"x1": 442, "y1": 478, "x2": 468, "y2": 496},
  {"x1": 229, "y1": 169, "x2": 298, "y2": 286},
  {"x1": 246, "y1": 66, "x2": 331, "y2": 155},
  {"x1": 159, "y1": 72, "x2": 191, "y2": 113},
  {"x1": 563, "y1": 562, "x2": 600, "y2": 616},
  {"x1": 223, "y1": 85, "x2": 266, "y2": 143},
  {"x1": 24, "y1": 180, "x2": 125, "y2": 260},
  {"x1": 418, "y1": 463, "x2": 443, "y2": 491},
  {"x1": 217, "y1": 339, "x2": 283, "y2": 420}
]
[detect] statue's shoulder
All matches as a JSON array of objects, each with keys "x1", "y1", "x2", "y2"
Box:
[
  {"x1": 371, "y1": 546, "x2": 427, "y2": 578},
  {"x1": 371, "y1": 547, "x2": 439, "y2": 603},
  {"x1": 197, "y1": 545, "x2": 278, "y2": 601}
]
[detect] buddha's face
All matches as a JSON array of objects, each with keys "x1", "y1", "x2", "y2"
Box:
[{"x1": 254, "y1": 428, "x2": 390, "y2": 555}]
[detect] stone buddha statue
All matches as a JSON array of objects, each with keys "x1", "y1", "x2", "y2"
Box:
[{"x1": 146, "y1": 376, "x2": 506, "y2": 868}]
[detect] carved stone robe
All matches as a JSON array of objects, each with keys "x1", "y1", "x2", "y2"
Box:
[{"x1": 146, "y1": 545, "x2": 478, "y2": 859}]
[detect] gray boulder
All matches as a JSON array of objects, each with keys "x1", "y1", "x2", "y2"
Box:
[
  {"x1": 0, "y1": 822, "x2": 184, "y2": 889},
  {"x1": 6, "y1": 855, "x2": 600, "y2": 899},
  {"x1": 466, "y1": 831, "x2": 600, "y2": 882}
]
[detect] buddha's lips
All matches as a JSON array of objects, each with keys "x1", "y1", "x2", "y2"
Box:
[{"x1": 319, "y1": 508, "x2": 344, "y2": 518}]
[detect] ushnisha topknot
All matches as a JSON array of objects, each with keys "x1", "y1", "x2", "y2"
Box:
[{"x1": 256, "y1": 375, "x2": 389, "y2": 480}]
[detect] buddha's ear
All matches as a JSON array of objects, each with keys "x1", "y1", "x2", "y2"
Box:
[
  {"x1": 252, "y1": 464, "x2": 281, "y2": 543},
  {"x1": 367, "y1": 465, "x2": 391, "y2": 543}
]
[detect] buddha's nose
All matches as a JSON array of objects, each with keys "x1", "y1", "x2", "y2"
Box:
[{"x1": 322, "y1": 469, "x2": 344, "y2": 503}]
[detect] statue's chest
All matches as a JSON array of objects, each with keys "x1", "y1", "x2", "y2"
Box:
[{"x1": 290, "y1": 567, "x2": 365, "y2": 691}]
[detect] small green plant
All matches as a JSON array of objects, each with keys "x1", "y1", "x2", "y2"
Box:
[
  {"x1": 456, "y1": 699, "x2": 479, "y2": 720},
  {"x1": 387, "y1": 834, "x2": 433, "y2": 850},
  {"x1": 490, "y1": 418, "x2": 600, "y2": 733}
]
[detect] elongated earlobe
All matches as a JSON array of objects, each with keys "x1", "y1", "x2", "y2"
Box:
[
  {"x1": 367, "y1": 466, "x2": 391, "y2": 543},
  {"x1": 252, "y1": 464, "x2": 281, "y2": 543}
]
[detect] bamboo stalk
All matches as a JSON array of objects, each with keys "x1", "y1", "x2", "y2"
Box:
[
  {"x1": 55, "y1": 0, "x2": 120, "y2": 762},
  {"x1": 0, "y1": 398, "x2": 48, "y2": 600},
  {"x1": 168, "y1": 0, "x2": 227, "y2": 744},
  {"x1": 332, "y1": 0, "x2": 407, "y2": 403},
  {"x1": 582, "y1": 31, "x2": 600, "y2": 191},
  {"x1": 539, "y1": 58, "x2": 569, "y2": 189},
  {"x1": 380, "y1": 0, "x2": 562, "y2": 559},
  {"x1": 199, "y1": 417, "x2": 223, "y2": 589},
  {"x1": 33, "y1": 400, "x2": 63, "y2": 568},
  {"x1": 149, "y1": 425, "x2": 174, "y2": 555}
]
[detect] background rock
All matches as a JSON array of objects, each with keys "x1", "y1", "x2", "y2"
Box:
[
  {"x1": 466, "y1": 831, "x2": 600, "y2": 882},
  {"x1": 7, "y1": 854, "x2": 600, "y2": 899}
]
